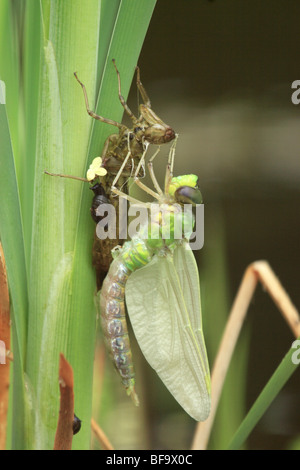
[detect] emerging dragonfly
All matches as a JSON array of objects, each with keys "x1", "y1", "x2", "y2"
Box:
[
  {"x1": 46, "y1": 61, "x2": 175, "y2": 289},
  {"x1": 100, "y1": 140, "x2": 211, "y2": 421},
  {"x1": 76, "y1": 60, "x2": 175, "y2": 288}
]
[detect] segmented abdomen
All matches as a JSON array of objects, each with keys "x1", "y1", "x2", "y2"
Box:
[
  {"x1": 99, "y1": 257, "x2": 136, "y2": 401},
  {"x1": 99, "y1": 237, "x2": 152, "y2": 405},
  {"x1": 99, "y1": 207, "x2": 188, "y2": 403}
]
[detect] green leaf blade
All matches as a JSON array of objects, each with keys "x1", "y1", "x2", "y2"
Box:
[
  {"x1": 227, "y1": 343, "x2": 300, "y2": 450},
  {"x1": 0, "y1": 86, "x2": 28, "y2": 449}
]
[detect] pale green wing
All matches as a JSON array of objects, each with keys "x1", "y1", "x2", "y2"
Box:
[
  {"x1": 173, "y1": 243, "x2": 211, "y2": 389},
  {"x1": 125, "y1": 242, "x2": 211, "y2": 421}
]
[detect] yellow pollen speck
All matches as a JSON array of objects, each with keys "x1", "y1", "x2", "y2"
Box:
[{"x1": 86, "y1": 157, "x2": 107, "y2": 181}]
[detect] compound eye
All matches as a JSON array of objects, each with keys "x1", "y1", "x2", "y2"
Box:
[{"x1": 174, "y1": 186, "x2": 203, "y2": 205}]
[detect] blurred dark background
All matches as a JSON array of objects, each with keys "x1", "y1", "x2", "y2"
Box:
[{"x1": 103, "y1": 0, "x2": 300, "y2": 450}]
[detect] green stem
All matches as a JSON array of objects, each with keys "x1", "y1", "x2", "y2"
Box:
[{"x1": 228, "y1": 342, "x2": 300, "y2": 450}]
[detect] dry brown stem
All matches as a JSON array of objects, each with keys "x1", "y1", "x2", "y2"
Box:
[
  {"x1": 0, "y1": 243, "x2": 10, "y2": 450},
  {"x1": 192, "y1": 261, "x2": 300, "y2": 450},
  {"x1": 53, "y1": 353, "x2": 75, "y2": 450},
  {"x1": 91, "y1": 418, "x2": 114, "y2": 450}
]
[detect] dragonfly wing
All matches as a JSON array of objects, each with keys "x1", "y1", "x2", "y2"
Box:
[
  {"x1": 173, "y1": 243, "x2": 210, "y2": 386},
  {"x1": 125, "y1": 243, "x2": 211, "y2": 421}
]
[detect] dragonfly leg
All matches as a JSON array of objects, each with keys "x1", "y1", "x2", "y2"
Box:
[
  {"x1": 164, "y1": 134, "x2": 179, "y2": 194},
  {"x1": 110, "y1": 143, "x2": 150, "y2": 207},
  {"x1": 135, "y1": 65, "x2": 151, "y2": 108},
  {"x1": 111, "y1": 135, "x2": 147, "y2": 197},
  {"x1": 74, "y1": 72, "x2": 126, "y2": 130},
  {"x1": 132, "y1": 179, "x2": 161, "y2": 201},
  {"x1": 112, "y1": 59, "x2": 138, "y2": 124},
  {"x1": 147, "y1": 147, "x2": 163, "y2": 196},
  {"x1": 131, "y1": 143, "x2": 161, "y2": 201},
  {"x1": 101, "y1": 133, "x2": 119, "y2": 161},
  {"x1": 111, "y1": 186, "x2": 151, "y2": 208},
  {"x1": 132, "y1": 140, "x2": 149, "y2": 179},
  {"x1": 44, "y1": 171, "x2": 88, "y2": 182},
  {"x1": 111, "y1": 149, "x2": 132, "y2": 190}
]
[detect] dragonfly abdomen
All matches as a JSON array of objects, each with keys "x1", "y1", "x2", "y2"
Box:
[
  {"x1": 99, "y1": 257, "x2": 139, "y2": 405},
  {"x1": 99, "y1": 206, "x2": 190, "y2": 402},
  {"x1": 99, "y1": 237, "x2": 153, "y2": 404}
]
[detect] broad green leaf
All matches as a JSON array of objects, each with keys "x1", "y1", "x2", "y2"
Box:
[
  {"x1": 1, "y1": 0, "x2": 157, "y2": 449},
  {"x1": 22, "y1": 0, "x2": 42, "y2": 266},
  {"x1": 0, "y1": 0, "x2": 21, "y2": 166},
  {"x1": 26, "y1": 1, "x2": 102, "y2": 449},
  {"x1": 25, "y1": 0, "x2": 157, "y2": 450}
]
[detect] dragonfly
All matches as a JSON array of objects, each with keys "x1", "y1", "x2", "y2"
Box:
[
  {"x1": 46, "y1": 60, "x2": 175, "y2": 289},
  {"x1": 76, "y1": 60, "x2": 175, "y2": 289},
  {"x1": 100, "y1": 140, "x2": 211, "y2": 421}
]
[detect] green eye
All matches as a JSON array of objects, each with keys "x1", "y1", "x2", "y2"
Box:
[{"x1": 174, "y1": 186, "x2": 203, "y2": 205}]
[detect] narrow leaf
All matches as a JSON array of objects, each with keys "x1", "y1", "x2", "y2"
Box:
[{"x1": 228, "y1": 343, "x2": 300, "y2": 450}]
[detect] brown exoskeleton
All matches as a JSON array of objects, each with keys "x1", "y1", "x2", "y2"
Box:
[{"x1": 46, "y1": 60, "x2": 175, "y2": 289}]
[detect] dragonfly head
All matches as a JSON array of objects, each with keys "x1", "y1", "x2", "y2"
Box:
[
  {"x1": 139, "y1": 104, "x2": 176, "y2": 144},
  {"x1": 143, "y1": 124, "x2": 176, "y2": 144},
  {"x1": 169, "y1": 175, "x2": 203, "y2": 206}
]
